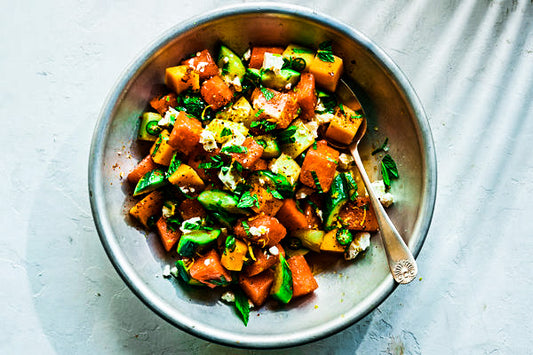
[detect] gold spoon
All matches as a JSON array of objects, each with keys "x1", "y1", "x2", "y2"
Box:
[{"x1": 330, "y1": 79, "x2": 418, "y2": 284}]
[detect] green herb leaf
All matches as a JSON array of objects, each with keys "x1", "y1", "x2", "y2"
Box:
[
  {"x1": 234, "y1": 289, "x2": 250, "y2": 326},
  {"x1": 317, "y1": 41, "x2": 335, "y2": 63},
  {"x1": 260, "y1": 87, "x2": 275, "y2": 101},
  {"x1": 381, "y1": 154, "x2": 399, "y2": 188},
  {"x1": 270, "y1": 189, "x2": 283, "y2": 200},
  {"x1": 250, "y1": 119, "x2": 277, "y2": 132},
  {"x1": 242, "y1": 220, "x2": 251, "y2": 235},
  {"x1": 221, "y1": 145, "x2": 248, "y2": 154},
  {"x1": 292, "y1": 47, "x2": 314, "y2": 54},
  {"x1": 182, "y1": 220, "x2": 203, "y2": 231},
  {"x1": 220, "y1": 127, "x2": 233, "y2": 137},
  {"x1": 237, "y1": 191, "x2": 259, "y2": 209},
  {"x1": 198, "y1": 155, "x2": 225, "y2": 169},
  {"x1": 225, "y1": 235, "x2": 236, "y2": 254},
  {"x1": 277, "y1": 126, "x2": 298, "y2": 144},
  {"x1": 310, "y1": 171, "x2": 323, "y2": 193},
  {"x1": 254, "y1": 109, "x2": 265, "y2": 118}
]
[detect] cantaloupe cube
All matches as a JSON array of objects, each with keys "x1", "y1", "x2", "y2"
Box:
[{"x1": 165, "y1": 65, "x2": 200, "y2": 94}]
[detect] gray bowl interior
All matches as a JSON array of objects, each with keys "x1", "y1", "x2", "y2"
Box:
[{"x1": 89, "y1": 4, "x2": 436, "y2": 349}]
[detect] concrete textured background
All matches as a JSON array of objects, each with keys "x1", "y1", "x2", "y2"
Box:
[{"x1": 2, "y1": 0, "x2": 532, "y2": 353}]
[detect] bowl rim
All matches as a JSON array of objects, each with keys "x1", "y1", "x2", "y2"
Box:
[{"x1": 88, "y1": 2, "x2": 437, "y2": 349}]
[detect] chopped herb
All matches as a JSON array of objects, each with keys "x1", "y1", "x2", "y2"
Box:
[
  {"x1": 260, "y1": 87, "x2": 275, "y2": 101},
  {"x1": 254, "y1": 109, "x2": 265, "y2": 118},
  {"x1": 166, "y1": 216, "x2": 181, "y2": 232},
  {"x1": 315, "y1": 92, "x2": 337, "y2": 114},
  {"x1": 381, "y1": 154, "x2": 399, "y2": 188},
  {"x1": 221, "y1": 145, "x2": 248, "y2": 154},
  {"x1": 326, "y1": 157, "x2": 338, "y2": 164},
  {"x1": 182, "y1": 220, "x2": 203, "y2": 231},
  {"x1": 175, "y1": 94, "x2": 210, "y2": 120},
  {"x1": 242, "y1": 220, "x2": 251, "y2": 235},
  {"x1": 338, "y1": 103, "x2": 345, "y2": 114},
  {"x1": 165, "y1": 96, "x2": 170, "y2": 102},
  {"x1": 220, "y1": 60, "x2": 230, "y2": 76},
  {"x1": 206, "y1": 275, "x2": 230, "y2": 287},
  {"x1": 225, "y1": 235, "x2": 236, "y2": 254},
  {"x1": 317, "y1": 40, "x2": 335, "y2": 63},
  {"x1": 312, "y1": 141, "x2": 318, "y2": 150},
  {"x1": 292, "y1": 47, "x2": 314, "y2": 54},
  {"x1": 277, "y1": 126, "x2": 298, "y2": 144},
  {"x1": 267, "y1": 187, "x2": 283, "y2": 200},
  {"x1": 256, "y1": 139, "x2": 267, "y2": 149},
  {"x1": 310, "y1": 171, "x2": 323, "y2": 193},
  {"x1": 250, "y1": 119, "x2": 277, "y2": 132},
  {"x1": 220, "y1": 127, "x2": 233, "y2": 137},
  {"x1": 234, "y1": 289, "x2": 250, "y2": 326},
  {"x1": 372, "y1": 138, "x2": 389, "y2": 155},
  {"x1": 233, "y1": 161, "x2": 244, "y2": 173},
  {"x1": 151, "y1": 135, "x2": 163, "y2": 156},
  {"x1": 198, "y1": 155, "x2": 225, "y2": 169},
  {"x1": 343, "y1": 172, "x2": 358, "y2": 201},
  {"x1": 237, "y1": 191, "x2": 260, "y2": 209}
]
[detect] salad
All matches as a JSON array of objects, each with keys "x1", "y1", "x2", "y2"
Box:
[{"x1": 126, "y1": 42, "x2": 398, "y2": 325}]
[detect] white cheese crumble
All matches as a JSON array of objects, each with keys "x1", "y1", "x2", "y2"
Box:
[
  {"x1": 242, "y1": 48, "x2": 251, "y2": 61},
  {"x1": 222, "y1": 132, "x2": 246, "y2": 149},
  {"x1": 162, "y1": 265, "x2": 171, "y2": 278},
  {"x1": 204, "y1": 259, "x2": 211, "y2": 266},
  {"x1": 169, "y1": 266, "x2": 178, "y2": 278},
  {"x1": 269, "y1": 245, "x2": 279, "y2": 256},
  {"x1": 218, "y1": 163, "x2": 244, "y2": 191},
  {"x1": 262, "y1": 52, "x2": 285, "y2": 73},
  {"x1": 180, "y1": 217, "x2": 202, "y2": 234},
  {"x1": 162, "y1": 205, "x2": 174, "y2": 218},
  {"x1": 158, "y1": 107, "x2": 179, "y2": 128},
  {"x1": 221, "y1": 290, "x2": 235, "y2": 303},
  {"x1": 338, "y1": 153, "x2": 355, "y2": 170},
  {"x1": 227, "y1": 75, "x2": 242, "y2": 92},
  {"x1": 371, "y1": 180, "x2": 394, "y2": 207},
  {"x1": 316, "y1": 209, "x2": 323, "y2": 222},
  {"x1": 199, "y1": 129, "x2": 218, "y2": 152},
  {"x1": 344, "y1": 232, "x2": 371, "y2": 260},
  {"x1": 249, "y1": 225, "x2": 269, "y2": 237}
]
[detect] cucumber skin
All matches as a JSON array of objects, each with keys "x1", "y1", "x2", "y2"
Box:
[
  {"x1": 197, "y1": 190, "x2": 249, "y2": 215},
  {"x1": 324, "y1": 174, "x2": 349, "y2": 229},
  {"x1": 270, "y1": 254, "x2": 293, "y2": 304},
  {"x1": 176, "y1": 230, "x2": 221, "y2": 257}
]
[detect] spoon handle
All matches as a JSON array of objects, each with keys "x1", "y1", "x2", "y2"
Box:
[{"x1": 349, "y1": 145, "x2": 418, "y2": 284}]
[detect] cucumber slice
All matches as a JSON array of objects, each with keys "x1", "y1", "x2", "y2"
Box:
[
  {"x1": 255, "y1": 170, "x2": 293, "y2": 197},
  {"x1": 218, "y1": 45, "x2": 246, "y2": 83},
  {"x1": 292, "y1": 229, "x2": 325, "y2": 253},
  {"x1": 270, "y1": 254, "x2": 293, "y2": 304},
  {"x1": 173, "y1": 260, "x2": 205, "y2": 286},
  {"x1": 133, "y1": 169, "x2": 167, "y2": 196},
  {"x1": 261, "y1": 68, "x2": 301, "y2": 90},
  {"x1": 254, "y1": 135, "x2": 281, "y2": 159},
  {"x1": 138, "y1": 112, "x2": 162, "y2": 141},
  {"x1": 176, "y1": 229, "x2": 221, "y2": 257},
  {"x1": 324, "y1": 173, "x2": 349, "y2": 229},
  {"x1": 197, "y1": 190, "x2": 249, "y2": 215}
]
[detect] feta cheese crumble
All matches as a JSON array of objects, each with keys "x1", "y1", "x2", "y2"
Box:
[
  {"x1": 269, "y1": 245, "x2": 279, "y2": 256},
  {"x1": 262, "y1": 52, "x2": 284, "y2": 73},
  {"x1": 371, "y1": 180, "x2": 394, "y2": 207},
  {"x1": 338, "y1": 153, "x2": 355, "y2": 170},
  {"x1": 199, "y1": 129, "x2": 218, "y2": 152},
  {"x1": 162, "y1": 264, "x2": 171, "y2": 278},
  {"x1": 344, "y1": 232, "x2": 371, "y2": 260},
  {"x1": 180, "y1": 217, "x2": 202, "y2": 234},
  {"x1": 249, "y1": 225, "x2": 269, "y2": 237},
  {"x1": 158, "y1": 107, "x2": 178, "y2": 128}
]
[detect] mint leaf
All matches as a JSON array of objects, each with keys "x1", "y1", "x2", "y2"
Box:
[{"x1": 234, "y1": 289, "x2": 250, "y2": 326}]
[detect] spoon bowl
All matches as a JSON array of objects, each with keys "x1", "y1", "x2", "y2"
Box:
[{"x1": 331, "y1": 79, "x2": 418, "y2": 284}]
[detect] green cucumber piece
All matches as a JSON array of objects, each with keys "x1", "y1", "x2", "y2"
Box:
[
  {"x1": 256, "y1": 170, "x2": 293, "y2": 197},
  {"x1": 261, "y1": 68, "x2": 301, "y2": 90},
  {"x1": 292, "y1": 229, "x2": 325, "y2": 253},
  {"x1": 245, "y1": 68, "x2": 262, "y2": 85},
  {"x1": 173, "y1": 260, "x2": 205, "y2": 286},
  {"x1": 218, "y1": 45, "x2": 246, "y2": 82},
  {"x1": 176, "y1": 229, "x2": 221, "y2": 257},
  {"x1": 324, "y1": 173, "x2": 349, "y2": 229},
  {"x1": 270, "y1": 254, "x2": 293, "y2": 304},
  {"x1": 133, "y1": 169, "x2": 167, "y2": 196},
  {"x1": 138, "y1": 112, "x2": 162, "y2": 141},
  {"x1": 197, "y1": 190, "x2": 249, "y2": 215},
  {"x1": 254, "y1": 135, "x2": 281, "y2": 159}
]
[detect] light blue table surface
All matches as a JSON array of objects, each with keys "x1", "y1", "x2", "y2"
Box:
[{"x1": 2, "y1": 0, "x2": 532, "y2": 353}]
